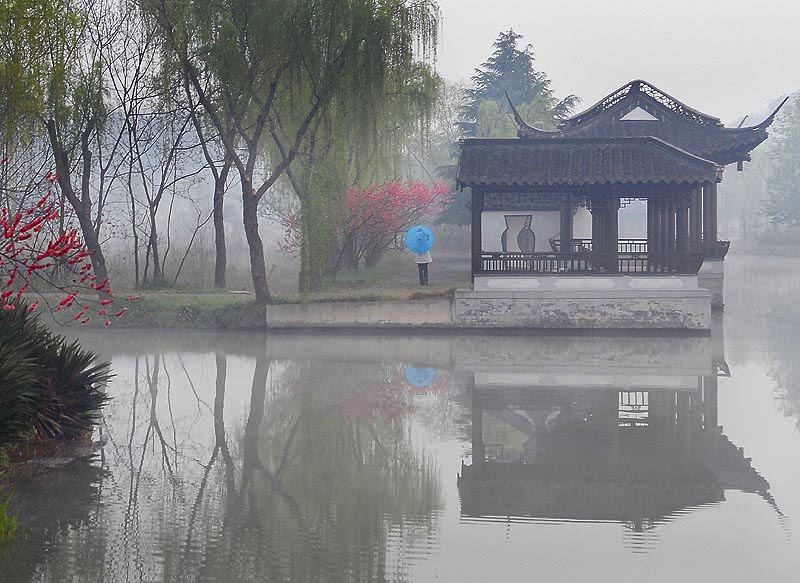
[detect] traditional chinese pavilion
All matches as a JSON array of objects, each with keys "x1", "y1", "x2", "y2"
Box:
[{"x1": 454, "y1": 80, "x2": 785, "y2": 329}]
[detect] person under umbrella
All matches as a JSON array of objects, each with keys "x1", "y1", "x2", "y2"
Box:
[
  {"x1": 415, "y1": 249, "x2": 432, "y2": 286},
  {"x1": 406, "y1": 226, "x2": 434, "y2": 286}
]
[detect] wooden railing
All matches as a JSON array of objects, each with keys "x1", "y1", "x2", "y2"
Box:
[
  {"x1": 550, "y1": 238, "x2": 650, "y2": 254},
  {"x1": 478, "y1": 250, "x2": 704, "y2": 275},
  {"x1": 552, "y1": 238, "x2": 730, "y2": 257}
]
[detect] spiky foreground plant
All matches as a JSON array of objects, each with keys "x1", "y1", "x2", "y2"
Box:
[{"x1": 0, "y1": 303, "x2": 111, "y2": 446}]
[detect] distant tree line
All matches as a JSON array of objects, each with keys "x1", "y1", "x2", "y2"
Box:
[{"x1": 765, "y1": 96, "x2": 800, "y2": 228}]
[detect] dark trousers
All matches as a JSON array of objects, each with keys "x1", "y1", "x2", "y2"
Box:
[{"x1": 417, "y1": 263, "x2": 429, "y2": 286}]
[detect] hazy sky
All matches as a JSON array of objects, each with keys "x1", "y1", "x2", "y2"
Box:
[{"x1": 434, "y1": 0, "x2": 800, "y2": 124}]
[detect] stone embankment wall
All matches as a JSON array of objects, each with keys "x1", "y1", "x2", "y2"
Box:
[
  {"x1": 267, "y1": 276, "x2": 711, "y2": 330},
  {"x1": 267, "y1": 299, "x2": 453, "y2": 329}
]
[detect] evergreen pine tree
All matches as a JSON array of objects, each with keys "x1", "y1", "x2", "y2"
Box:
[{"x1": 462, "y1": 29, "x2": 579, "y2": 136}]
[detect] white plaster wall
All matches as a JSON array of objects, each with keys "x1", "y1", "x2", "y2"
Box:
[
  {"x1": 573, "y1": 207, "x2": 592, "y2": 239},
  {"x1": 619, "y1": 199, "x2": 647, "y2": 238},
  {"x1": 482, "y1": 208, "x2": 593, "y2": 252},
  {"x1": 481, "y1": 211, "x2": 558, "y2": 252}
]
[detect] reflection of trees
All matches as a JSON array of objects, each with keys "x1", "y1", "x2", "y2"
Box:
[
  {"x1": 721, "y1": 256, "x2": 800, "y2": 431},
  {"x1": 9, "y1": 351, "x2": 442, "y2": 581},
  {"x1": 196, "y1": 359, "x2": 442, "y2": 583},
  {"x1": 2, "y1": 457, "x2": 107, "y2": 582},
  {"x1": 766, "y1": 321, "x2": 800, "y2": 429}
]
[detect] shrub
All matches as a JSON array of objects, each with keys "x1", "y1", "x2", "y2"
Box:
[{"x1": 0, "y1": 303, "x2": 111, "y2": 447}]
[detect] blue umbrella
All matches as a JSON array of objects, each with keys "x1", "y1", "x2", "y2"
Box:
[
  {"x1": 405, "y1": 365, "x2": 436, "y2": 388},
  {"x1": 405, "y1": 225, "x2": 434, "y2": 254}
]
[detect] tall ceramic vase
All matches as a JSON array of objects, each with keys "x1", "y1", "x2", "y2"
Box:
[{"x1": 501, "y1": 214, "x2": 536, "y2": 253}]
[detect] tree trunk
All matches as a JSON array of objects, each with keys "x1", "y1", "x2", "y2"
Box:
[
  {"x1": 298, "y1": 211, "x2": 312, "y2": 295},
  {"x1": 75, "y1": 207, "x2": 110, "y2": 299},
  {"x1": 338, "y1": 235, "x2": 359, "y2": 272},
  {"x1": 242, "y1": 186, "x2": 270, "y2": 304},
  {"x1": 127, "y1": 168, "x2": 140, "y2": 288},
  {"x1": 45, "y1": 119, "x2": 110, "y2": 300},
  {"x1": 213, "y1": 162, "x2": 231, "y2": 289},
  {"x1": 149, "y1": 209, "x2": 163, "y2": 283},
  {"x1": 364, "y1": 245, "x2": 385, "y2": 268}
]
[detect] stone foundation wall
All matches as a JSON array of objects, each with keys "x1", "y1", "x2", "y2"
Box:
[
  {"x1": 698, "y1": 259, "x2": 724, "y2": 308},
  {"x1": 454, "y1": 289, "x2": 710, "y2": 330}
]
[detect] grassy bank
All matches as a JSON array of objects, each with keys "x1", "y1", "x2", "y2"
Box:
[{"x1": 60, "y1": 250, "x2": 470, "y2": 330}]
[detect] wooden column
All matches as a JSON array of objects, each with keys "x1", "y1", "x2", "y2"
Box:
[
  {"x1": 667, "y1": 199, "x2": 676, "y2": 254},
  {"x1": 608, "y1": 195, "x2": 619, "y2": 272},
  {"x1": 659, "y1": 200, "x2": 669, "y2": 271},
  {"x1": 657, "y1": 200, "x2": 666, "y2": 271},
  {"x1": 600, "y1": 207, "x2": 608, "y2": 252},
  {"x1": 591, "y1": 200, "x2": 602, "y2": 253},
  {"x1": 709, "y1": 182, "x2": 718, "y2": 255},
  {"x1": 560, "y1": 195, "x2": 573, "y2": 253},
  {"x1": 653, "y1": 199, "x2": 663, "y2": 257},
  {"x1": 647, "y1": 198, "x2": 656, "y2": 270},
  {"x1": 676, "y1": 191, "x2": 690, "y2": 272},
  {"x1": 471, "y1": 188, "x2": 483, "y2": 282},
  {"x1": 666, "y1": 197, "x2": 676, "y2": 271},
  {"x1": 690, "y1": 187, "x2": 703, "y2": 251},
  {"x1": 703, "y1": 183, "x2": 718, "y2": 256}
]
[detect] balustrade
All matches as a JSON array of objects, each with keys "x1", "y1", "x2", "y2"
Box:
[{"x1": 479, "y1": 239, "x2": 706, "y2": 275}]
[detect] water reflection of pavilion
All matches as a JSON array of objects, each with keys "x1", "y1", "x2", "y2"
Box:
[{"x1": 457, "y1": 326, "x2": 772, "y2": 534}]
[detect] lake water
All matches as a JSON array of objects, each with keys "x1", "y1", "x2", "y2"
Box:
[{"x1": 4, "y1": 253, "x2": 800, "y2": 583}]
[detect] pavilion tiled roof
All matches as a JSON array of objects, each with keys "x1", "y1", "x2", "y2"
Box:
[
  {"x1": 510, "y1": 80, "x2": 787, "y2": 166},
  {"x1": 457, "y1": 136, "x2": 723, "y2": 189}
]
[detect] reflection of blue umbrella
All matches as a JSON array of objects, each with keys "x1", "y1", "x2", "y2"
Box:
[
  {"x1": 405, "y1": 365, "x2": 435, "y2": 388},
  {"x1": 405, "y1": 225, "x2": 434, "y2": 254}
]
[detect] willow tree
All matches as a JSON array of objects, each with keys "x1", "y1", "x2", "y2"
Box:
[
  {"x1": 143, "y1": 0, "x2": 440, "y2": 303},
  {"x1": 273, "y1": 62, "x2": 441, "y2": 292}
]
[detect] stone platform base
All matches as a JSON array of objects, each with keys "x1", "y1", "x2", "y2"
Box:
[
  {"x1": 698, "y1": 259, "x2": 724, "y2": 309},
  {"x1": 457, "y1": 275, "x2": 711, "y2": 330}
]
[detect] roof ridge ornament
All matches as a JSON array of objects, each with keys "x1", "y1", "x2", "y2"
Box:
[
  {"x1": 505, "y1": 92, "x2": 559, "y2": 138},
  {"x1": 562, "y1": 79, "x2": 722, "y2": 129}
]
